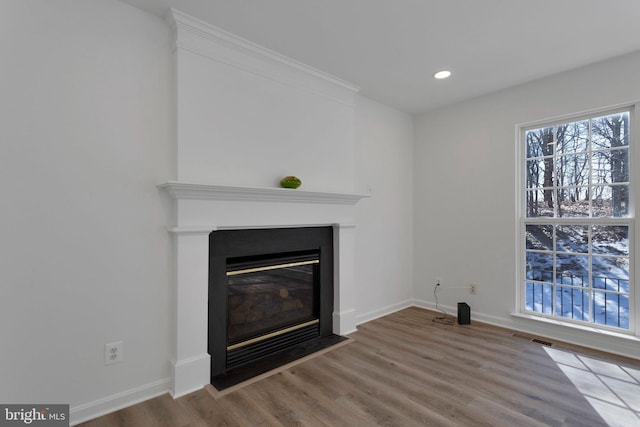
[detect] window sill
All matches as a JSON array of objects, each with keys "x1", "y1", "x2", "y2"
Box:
[{"x1": 510, "y1": 312, "x2": 639, "y2": 343}]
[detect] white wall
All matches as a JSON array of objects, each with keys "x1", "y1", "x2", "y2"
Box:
[
  {"x1": 0, "y1": 0, "x2": 174, "y2": 421},
  {"x1": 176, "y1": 21, "x2": 357, "y2": 192},
  {"x1": 0, "y1": 0, "x2": 415, "y2": 422},
  {"x1": 354, "y1": 96, "x2": 414, "y2": 322},
  {"x1": 414, "y1": 51, "x2": 640, "y2": 358}
]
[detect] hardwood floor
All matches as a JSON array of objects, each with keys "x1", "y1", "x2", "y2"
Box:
[{"x1": 79, "y1": 307, "x2": 640, "y2": 426}]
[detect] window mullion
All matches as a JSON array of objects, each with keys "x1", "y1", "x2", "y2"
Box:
[
  {"x1": 588, "y1": 118, "x2": 593, "y2": 324},
  {"x1": 588, "y1": 224, "x2": 593, "y2": 324},
  {"x1": 553, "y1": 125, "x2": 559, "y2": 218},
  {"x1": 552, "y1": 224, "x2": 557, "y2": 317},
  {"x1": 588, "y1": 118, "x2": 593, "y2": 219}
]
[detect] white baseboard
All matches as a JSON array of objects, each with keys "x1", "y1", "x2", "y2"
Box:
[
  {"x1": 412, "y1": 299, "x2": 640, "y2": 361},
  {"x1": 355, "y1": 299, "x2": 414, "y2": 325},
  {"x1": 411, "y1": 298, "x2": 452, "y2": 314},
  {"x1": 171, "y1": 353, "x2": 211, "y2": 398},
  {"x1": 69, "y1": 378, "x2": 171, "y2": 426},
  {"x1": 333, "y1": 308, "x2": 357, "y2": 335}
]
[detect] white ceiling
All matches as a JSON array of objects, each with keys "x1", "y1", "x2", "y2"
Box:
[{"x1": 120, "y1": 0, "x2": 640, "y2": 114}]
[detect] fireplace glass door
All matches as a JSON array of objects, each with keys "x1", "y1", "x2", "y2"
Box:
[{"x1": 226, "y1": 252, "x2": 319, "y2": 347}]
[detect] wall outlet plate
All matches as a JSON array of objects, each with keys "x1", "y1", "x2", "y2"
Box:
[{"x1": 104, "y1": 341, "x2": 123, "y2": 365}]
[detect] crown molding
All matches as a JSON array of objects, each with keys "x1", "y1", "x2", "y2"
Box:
[
  {"x1": 159, "y1": 182, "x2": 370, "y2": 205},
  {"x1": 167, "y1": 8, "x2": 359, "y2": 107}
]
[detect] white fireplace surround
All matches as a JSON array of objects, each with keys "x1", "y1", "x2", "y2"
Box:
[
  {"x1": 164, "y1": 8, "x2": 368, "y2": 397},
  {"x1": 160, "y1": 182, "x2": 368, "y2": 397}
]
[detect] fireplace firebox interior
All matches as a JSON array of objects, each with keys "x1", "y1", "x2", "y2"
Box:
[
  {"x1": 209, "y1": 227, "x2": 345, "y2": 389},
  {"x1": 226, "y1": 250, "x2": 319, "y2": 347}
]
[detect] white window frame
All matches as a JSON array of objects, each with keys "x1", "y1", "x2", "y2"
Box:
[{"x1": 516, "y1": 103, "x2": 638, "y2": 336}]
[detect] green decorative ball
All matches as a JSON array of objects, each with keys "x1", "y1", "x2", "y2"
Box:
[{"x1": 280, "y1": 176, "x2": 302, "y2": 189}]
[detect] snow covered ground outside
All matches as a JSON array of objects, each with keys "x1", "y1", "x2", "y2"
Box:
[{"x1": 525, "y1": 224, "x2": 629, "y2": 329}]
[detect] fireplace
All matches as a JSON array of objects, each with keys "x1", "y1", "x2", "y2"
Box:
[
  {"x1": 208, "y1": 226, "x2": 344, "y2": 389},
  {"x1": 163, "y1": 8, "x2": 366, "y2": 397},
  {"x1": 160, "y1": 179, "x2": 367, "y2": 397}
]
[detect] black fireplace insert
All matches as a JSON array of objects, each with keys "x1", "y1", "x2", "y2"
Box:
[{"x1": 208, "y1": 226, "x2": 344, "y2": 389}]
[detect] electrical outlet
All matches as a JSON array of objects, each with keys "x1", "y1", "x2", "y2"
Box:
[
  {"x1": 470, "y1": 284, "x2": 477, "y2": 295},
  {"x1": 104, "y1": 341, "x2": 123, "y2": 365}
]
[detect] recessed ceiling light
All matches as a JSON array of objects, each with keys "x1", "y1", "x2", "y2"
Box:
[{"x1": 433, "y1": 70, "x2": 452, "y2": 79}]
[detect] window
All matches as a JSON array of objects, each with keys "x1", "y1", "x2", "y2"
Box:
[{"x1": 520, "y1": 108, "x2": 633, "y2": 331}]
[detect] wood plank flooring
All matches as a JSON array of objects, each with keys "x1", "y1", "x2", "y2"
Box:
[{"x1": 78, "y1": 307, "x2": 640, "y2": 426}]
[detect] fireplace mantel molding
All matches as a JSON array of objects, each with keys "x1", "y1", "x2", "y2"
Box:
[{"x1": 158, "y1": 181, "x2": 370, "y2": 205}]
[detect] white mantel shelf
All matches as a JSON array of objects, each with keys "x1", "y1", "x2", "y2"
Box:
[{"x1": 159, "y1": 181, "x2": 370, "y2": 205}]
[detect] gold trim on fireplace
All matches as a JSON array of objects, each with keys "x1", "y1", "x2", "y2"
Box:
[
  {"x1": 226, "y1": 259, "x2": 319, "y2": 276},
  {"x1": 226, "y1": 319, "x2": 319, "y2": 351}
]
